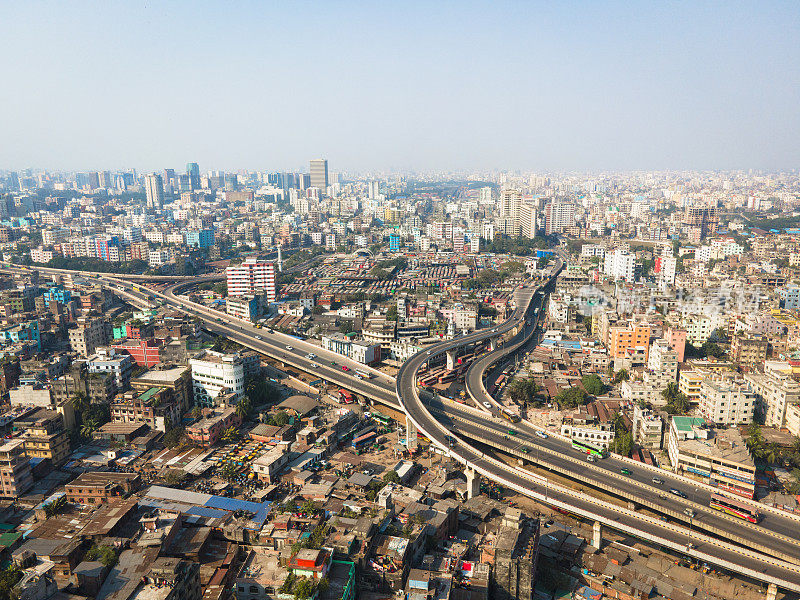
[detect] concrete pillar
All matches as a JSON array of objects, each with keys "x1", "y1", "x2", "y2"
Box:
[
  {"x1": 405, "y1": 416, "x2": 418, "y2": 451},
  {"x1": 489, "y1": 338, "x2": 496, "y2": 352},
  {"x1": 766, "y1": 584, "x2": 778, "y2": 600},
  {"x1": 446, "y1": 349, "x2": 457, "y2": 371},
  {"x1": 592, "y1": 521, "x2": 602, "y2": 549},
  {"x1": 465, "y1": 467, "x2": 480, "y2": 499},
  {"x1": 627, "y1": 501, "x2": 637, "y2": 511}
]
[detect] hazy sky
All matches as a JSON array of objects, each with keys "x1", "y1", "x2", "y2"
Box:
[{"x1": 2, "y1": 1, "x2": 799, "y2": 173}]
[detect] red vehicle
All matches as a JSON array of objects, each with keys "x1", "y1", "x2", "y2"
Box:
[
  {"x1": 341, "y1": 365, "x2": 350, "y2": 372},
  {"x1": 337, "y1": 389, "x2": 354, "y2": 404}
]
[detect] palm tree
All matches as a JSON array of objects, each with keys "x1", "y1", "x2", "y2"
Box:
[
  {"x1": 69, "y1": 391, "x2": 90, "y2": 415},
  {"x1": 235, "y1": 398, "x2": 251, "y2": 420},
  {"x1": 80, "y1": 419, "x2": 99, "y2": 439}
]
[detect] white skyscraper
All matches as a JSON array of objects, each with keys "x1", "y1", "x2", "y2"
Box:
[{"x1": 144, "y1": 173, "x2": 164, "y2": 210}]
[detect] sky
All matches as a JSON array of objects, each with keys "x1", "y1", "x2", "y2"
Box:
[{"x1": 1, "y1": 1, "x2": 799, "y2": 173}]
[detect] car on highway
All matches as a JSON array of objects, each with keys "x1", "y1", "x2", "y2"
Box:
[
  {"x1": 426, "y1": 350, "x2": 431, "y2": 354},
  {"x1": 482, "y1": 402, "x2": 492, "y2": 409},
  {"x1": 620, "y1": 468, "x2": 632, "y2": 475},
  {"x1": 535, "y1": 431, "x2": 548, "y2": 439},
  {"x1": 652, "y1": 477, "x2": 664, "y2": 485},
  {"x1": 586, "y1": 455, "x2": 596, "y2": 462},
  {"x1": 669, "y1": 488, "x2": 687, "y2": 498},
  {"x1": 341, "y1": 365, "x2": 349, "y2": 372},
  {"x1": 306, "y1": 353, "x2": 316, "y2": 359},
  {"x1": 507, "y1": 429, "x2": 517, "y2": 436},
  {"x1": 285, "y1": 345, "x2": 293, "y2": 350},
  {"x1": 521, "y1": 447, "x2": 530, "y2": 453},
  {"x1": 684, "y1": 508, "x2": 696, "y2": 518},
  {"x1": 255, "y1": 335, "x2": 262, "y2": 340}
]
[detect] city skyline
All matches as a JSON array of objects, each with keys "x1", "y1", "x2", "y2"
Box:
[{"x1": 2, "y1": 1, "x2": 799, "y2": 172}]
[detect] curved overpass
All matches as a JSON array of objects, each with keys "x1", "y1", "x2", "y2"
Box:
[{"x1": 395, "y1": 260, "x2": 800, "y2": 593}]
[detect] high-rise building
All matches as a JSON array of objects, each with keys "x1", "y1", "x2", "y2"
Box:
[
  {"x1": 544, "y1": 200, "x2": 575, "y2": 235},
  {"x1": 144, "y1": 173, "x2": 164, "y2": 210},
  {"x1": 682, "y1": 204, "x2": 719, "y2": 243},
  {"x1": 186, "y1": 162, "x2": 201, "y2": 190},
  {"x1": 190, "y1": 350, "x2": 245, "y2": 407},
  {"x1": 309, "y1": 159, "x2": 328, "y2": 194},
  {"x1": 498, "y1": 189, "x2": 521, "y2": 236},
  {"x1": 368, "y1": 180, "x2": 380, "y2": 199},
  {"x1": 519, "y1": 202, "x2": 537, "y2": 239},
  {"x1": 226, "y1": 257, "x2": 277, "y2": 303}
]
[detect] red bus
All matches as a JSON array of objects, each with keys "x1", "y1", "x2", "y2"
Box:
[
  {"x1": 337, "y1": 389, "x2": 354, "y2": 404},
  {"x1": 709, "y1": 493, "x2": 760, "y2": 523}
]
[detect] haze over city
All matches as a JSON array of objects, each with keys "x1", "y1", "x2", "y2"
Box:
[{"x1": 2, "y1": 1, "x2": 799, "y2": 172}]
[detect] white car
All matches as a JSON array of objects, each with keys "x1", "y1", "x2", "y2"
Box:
[
  {"x1": 535, "y1": 431, "x2": 548, "y2": 439},
  {"x1": 482, "y1": 402, "x2": 492, "y2": 409},
  {"x1": 306, "y1": 353, "x2": 316, "y2": 359},
  {"x1": 255, "y1": 335, "x2": 262, "y2": 340},
  {"x1": 285, "y1": 345, "x2": 293, "y2": 350}
]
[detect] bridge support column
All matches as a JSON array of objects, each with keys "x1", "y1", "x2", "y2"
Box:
[
  {"x1": 405, "y1": 416, "x2": 418, "y2": 451},
  {"x1": 465, "y1": 467, "x2": 480, "y2": 499},
  {"x1": 592, "y1": 521, "x2": 602, "y2": 549},
  {"x1": 488, "y1": 338, "x2": 496, "y2": 352},
  {"x1": 446, "y1": 349, "x2": 457, "y2": 371},
  {"x1": 627, "y1": 501, "x2": 637, "y2": 511},
  {"x1": 766, "y1": 584, "x2": 778, "y2": 600}
]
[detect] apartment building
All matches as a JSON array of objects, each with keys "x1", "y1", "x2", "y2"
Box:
[
  {"x1": 667, "y1": 416, "x2": 755, "y2": 498},
  {"x1": 22, "y1": 411, "x2": 70, "y2": 466},
  {"x1": 0, "y1": 440, "x2": 33, "y2": 498},
  {"x1": 632, "y1": 405, "x2": 664, "y2": 449},
  {"x1": 64, "y1": 471, "x2": 140, "y2": 504},
  {"x1": 186, "y1": 407, "x2": 241, "y2": 447},
  {"x1": 730, "y1": 333, "x2": 768, "y2": 371},
  {"x1": 68, "y1": 316, "x2": 107, "y2": 358},
  {"x1": 644, "y1": 338, "x2": 678, "y2": 391},
  {"x1": 226, "y1": 257, "x2": 276, "y2": 303},
  {"x1": 678, "y1": 369, "x2": 704, "y2": 401},
  {"x1": 698, "y1": 374, "x2": 755, "y2": 426},
  {"x1": 189, "y1": 350, "x2": 245, "y2": 407},
  {"x1": 608, "y1": 322, "x2": 651, "y2": 360},
  {"x1": 744, "y1": 361, "x2": 800, "y2": 429},
  {"x1": 86, "y1": 347, "x2": 133, "y2": 391},
  {"x1": 111, "y1": 387, "x2": 181, "y2": 433}
]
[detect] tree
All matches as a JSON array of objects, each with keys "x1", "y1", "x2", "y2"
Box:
[
  {"x1": 69, "y1": 391, "x2": 90, "y2": 416},
  {"x1": 85, "y1": 544, "x2": 120, "y2": 569},
  {"x1": 662, "y1": 382, "x2": 691, "y2": 415},
  {"x1": 612, "y1": 369, "x2": 629, "y2": 384},
  {"x1": 163, "y1": 426, "x2": 186, "y2": 448},
  {"x1": 235, "y1": 397, "x2": 252, "y2": 420},
  {"x1": 190, "y1": 406, "x2": 203, "y2": 420},
  {"x1": 555, "y1": 386, "x2": 588, "y2": 409},
  {"x1": 386, "y1": 305, "x2": 398, "y2": 322},
  {"x1": 80, "y1": 419, "x2": 99, "y2": 439},
  {"x1": 382, "y1": 470, "x2": 400, "y2": 484},
  {"x1": 272, "y1": 411, "x2": 290, "y2": 427},
  {"x1": 0, "y1": 566, "x2": 22, "y2": 600},
  {"x1": 221, "y1": 426, "x2": 240, "y2": 443},
  {"x1": 43, "y1": 495, "x2": 68, "y2": 518},
  {"x1": 507, "y1": 377, "x2": 540, "y2": 407},
  {"x1": 581, "y1": 374, "x2": 605, "y2": 396}
]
